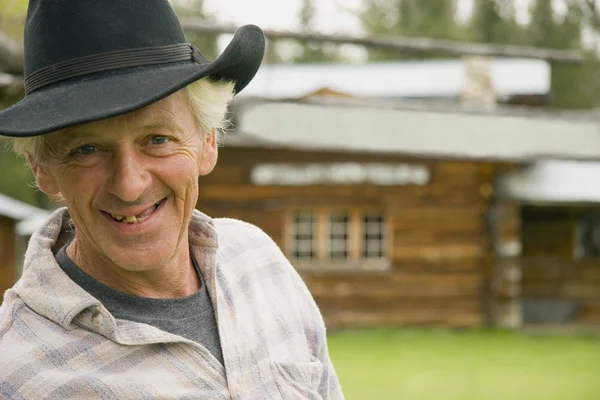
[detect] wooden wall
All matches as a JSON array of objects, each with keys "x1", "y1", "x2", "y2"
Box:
[
  {"x1": 198, "y1": 147, "x2": 494, "y2": 329},
  {"x1": 0, "y1": 216, "x2": 16, "y2": 302}
]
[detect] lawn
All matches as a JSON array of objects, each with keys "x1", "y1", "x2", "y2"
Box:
[{"x1": 327, "y1": 328, "x2": 600, "y2": 400}]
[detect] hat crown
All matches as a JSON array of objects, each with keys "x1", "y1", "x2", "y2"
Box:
[{"x1": 24, "y1": 0, "x2": 187, "y2": 77}]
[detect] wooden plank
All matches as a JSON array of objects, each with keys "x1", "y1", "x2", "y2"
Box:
[
  {"x1": 304, "y1": 272, "x2": 481, "y2": 298},
  {"x1": 323, "y1": 309, "x2": 483, "y2": 329},
  {"x1": 391, "y1": 258, "x2": 481, "y2": 273},
  {"x1": 0, "y1": 217, "x2": 16, "y2": 302},
  {"x1": 393, "y1": 243, "x2": 482, "y2": 260},
  {"x1": 522, "y1": 282, "x2": 600, "y2": 300},
  {"x1": 313, "y1": 295, "x2": 479, "y2": 312},
  {"x1": 576, "y1": 300, "x2": 600, "y2": 323}
]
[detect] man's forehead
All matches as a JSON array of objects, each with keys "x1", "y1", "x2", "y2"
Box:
[{"x1": 57, "y1": 93, "x2": 188, "y2": 140}]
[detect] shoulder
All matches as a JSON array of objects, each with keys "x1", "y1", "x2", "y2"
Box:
[
  {"x1": 213, "y1": 217, "x2": 273, "y2": 240},
  {"x1": 212, "y1": 217, "x2": 307, "y2": 290}
]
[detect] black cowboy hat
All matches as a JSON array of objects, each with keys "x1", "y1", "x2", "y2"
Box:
[{"x1": 0, "y1": 0, "x2": 265, "y2": 137}]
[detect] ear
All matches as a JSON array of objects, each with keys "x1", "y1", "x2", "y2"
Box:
[
  {"x1": 198, "y1": 130, "x2": 218, "y2": 176},
  {"x1": 31, "y1": 160, "x2": 61, "y2": 197}
]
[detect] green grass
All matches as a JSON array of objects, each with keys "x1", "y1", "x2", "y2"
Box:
[{"x1": 327, "y1": 328, "x2": 600, "y2": 400}]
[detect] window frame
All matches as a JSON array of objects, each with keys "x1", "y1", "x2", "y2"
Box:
[{"x1": 285, "y1": 206, "x2": 392, "y2": 272}]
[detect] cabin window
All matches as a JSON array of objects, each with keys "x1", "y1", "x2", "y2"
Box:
[
  {"x1": 329, "y1": 213, "x2": 350, "y2": 260},
  {"x1": 291, "y1": 212, "x2": 317, "y2": 260},
  {"x1": 575, "y1": 215, "x2": 600, "y2": 260},
  {"x1": 362, "y1": 213, "x2": 385, "y2": 258},
  {"x1": 287, "y1": 209, "x2": 390, "y2": 271}
]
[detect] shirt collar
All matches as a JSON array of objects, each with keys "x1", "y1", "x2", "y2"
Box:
[{"x1": 13, "y1": 206, "x2": 219, "y2": 330}]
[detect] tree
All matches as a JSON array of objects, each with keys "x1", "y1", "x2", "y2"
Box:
[
  {"x1": 172, "y1": 0, "x2": 219, "y2": 60},
  {"x1": 525, "y1": 0, "x2": 600, "y2": 109},
  {"x1": 469, "y1": 0, "x2": 526, "y2": 45},
  {"x1": 359, "y1": 0, "x2": 464, "y2": 60},
  {"x1": 0, "y1": 0, "x2": 28, "y2": 40},
  {"x1": 288, "y1": 0, "x2": 341, "y2": 63}
]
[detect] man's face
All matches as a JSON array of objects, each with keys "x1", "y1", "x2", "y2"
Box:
[{"x1": 33, "y1": 91, "x2": 217, "y2": 272}]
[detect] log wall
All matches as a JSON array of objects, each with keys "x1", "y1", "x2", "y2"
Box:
[
  {"x1": 0, "y1": 216, "x2": 16, "y2": 302},
  {"x1": 198, "y1": 147, "x2": 493, "y2": 329}
]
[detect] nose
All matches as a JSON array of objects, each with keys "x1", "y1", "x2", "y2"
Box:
[{"x1": 106, "y1": 146, "x2": 151, "y2": 202}]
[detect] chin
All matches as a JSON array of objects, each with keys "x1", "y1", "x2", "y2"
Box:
[{"x1": 105, "y1": 242, "x2": 176, "y2": 272}]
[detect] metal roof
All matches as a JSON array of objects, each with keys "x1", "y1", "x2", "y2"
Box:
[
  {"x1": 239, "y1": 58, "x2": 551, "y2": 100},
  {"x1": 0, "y1": 193, "x2": 47, "y2": 221},
  {"x1": 233, "y1": 99, "x2": 600, "y2": 162},
  {"x1": 496, "y1": 160, "x2": 600, "y2": 203},
  {"x1": 0, "y1": 192, "x2": 51, "y2": 236}
]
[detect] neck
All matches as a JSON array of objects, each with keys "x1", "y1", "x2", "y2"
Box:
[{"x1": 66, "y1": 238, "x2": 201, "y2": 299}]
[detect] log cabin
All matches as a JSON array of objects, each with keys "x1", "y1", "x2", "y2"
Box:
[
  {"x1": 0, "y1": 193, "x2": 50, "y2": 301},
  {"x1": 195, "y1": 95, "x2": 600, "y2": 331}
]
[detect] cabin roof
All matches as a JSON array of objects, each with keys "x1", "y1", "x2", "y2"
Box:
[
  {"x1": 0, "y1": 193, "x2": 47, "y2": 221},
  {"x1": 228, "y1": 97, "x2": 600, "y2": 162},
  {"x1": 0, "y1": 193, "x2": 51, "y2": 235},
  {"x1": 239, "y1": 58, "x2": 550, "y2": 100},
  {"x1": 496, "y1": 159, "x2": 600, "y2": 204}
]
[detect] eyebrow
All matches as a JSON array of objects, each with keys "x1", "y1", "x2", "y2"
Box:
[
  {"x1": 57, "y1": 129, "x2": 103, "y2": 149},
  {"x1": 59, "y1": 116, "x2": 184, "y2": 147}
]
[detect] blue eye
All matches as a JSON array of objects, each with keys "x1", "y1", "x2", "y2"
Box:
[
  {"x1": 75, "y1": 144, "x2": 97, "y2": 155},
  {"x1": 150, "y1": 136, "x2": 169, "y2": 145}
]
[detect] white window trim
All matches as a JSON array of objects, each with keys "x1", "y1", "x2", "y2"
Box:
[{"x1": 285, "y1": 208, "x2": 392, "y2": 272}]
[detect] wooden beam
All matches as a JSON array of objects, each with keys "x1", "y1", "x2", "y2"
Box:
[
  {"x1": 180, "y1": 19, "x2": 584, "y2": 64},
  {"x1": 0, "y1": 20, "x2": 584, "y2": 79}
]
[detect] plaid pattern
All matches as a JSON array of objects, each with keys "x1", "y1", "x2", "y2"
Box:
[{"x1": 0, "y1": 208, "x2": 344, "y2": 399}]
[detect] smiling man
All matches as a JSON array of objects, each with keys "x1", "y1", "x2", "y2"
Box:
[{"x1": 0, "y1": 1, "x2": 344, "y2": 399}]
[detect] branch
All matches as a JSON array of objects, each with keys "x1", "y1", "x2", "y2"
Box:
[
  {"x1": 0, "y1": 19, "x2": 585, "y2": 79},
  {"x1": 0, "y1": 32, "x2": 24, "y2": 75},
  {"x1": 180, "y1": 19, "x2": 584, "y2": 64}
]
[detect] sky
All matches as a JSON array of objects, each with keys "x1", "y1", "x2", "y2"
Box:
[
  {"x1": 194, "y1": 0, "x2": 568, "y2": 61},
  {"x1": 199, "y1": 0, "x2": 549, "y2": 33},
  {"x1": 194, "y1": 0, "x2": 568, "y2": 57}
]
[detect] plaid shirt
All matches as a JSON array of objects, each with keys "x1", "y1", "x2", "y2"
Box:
[{"x1": 0, "y1": 208, "x2": 344, "y2": 399}]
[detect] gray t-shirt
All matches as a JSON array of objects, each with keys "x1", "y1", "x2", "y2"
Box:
[{"x1": 55, "y1": 244, "x2": 224, "y2": 365}]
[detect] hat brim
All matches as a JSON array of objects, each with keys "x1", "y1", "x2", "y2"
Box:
[{"x1": 0, "y1": 24, "x2": 265, "y2": 137}]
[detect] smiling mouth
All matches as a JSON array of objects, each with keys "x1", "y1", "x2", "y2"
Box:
[{"x1": 107, "y1": 199, "x2": 166, "y2": 224}]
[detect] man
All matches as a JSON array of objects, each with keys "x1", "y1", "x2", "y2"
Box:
[{"x1": 0, "y1": 1, "x2": 344, "y2": 399}]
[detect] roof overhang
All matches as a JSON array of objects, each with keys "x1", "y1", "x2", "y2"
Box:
[
  {"x1": 496, "y1": 159, "x2": 600, "y2": 204},
  {"x1": 232, "y1": 99, "x2": 600, "y2": 162}
]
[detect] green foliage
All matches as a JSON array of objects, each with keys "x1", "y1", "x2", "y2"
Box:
[
  {"x1": 171, "y1": 0, "x2": 218, "y2": 60},
  {"x1": 0, "y1": 0, "x2": 28, "y2": 39},
  {"x1": 470, "y1": 0, "x2": 527, "y2": 45},
  {"x1": 0, "y1": 138, "x2": 50, "y2": 208},
  {"x1": 356, "y1": 0, "x2": 600, "y2": 109},
  {"x1": 360, "y1": 0, "x2": 467, "y2": 60},
  {"x1": 524, "y1": 0, "x2": 600, "y2": 109},
  {"x1": 286, "y1": 0, "x2": 342, "y2": 64}
]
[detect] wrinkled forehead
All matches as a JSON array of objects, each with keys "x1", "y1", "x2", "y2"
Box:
[{"x1": 49, "y1": 91, "x2": 191, "y2": 144}]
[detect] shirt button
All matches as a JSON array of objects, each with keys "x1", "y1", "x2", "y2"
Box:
[{"x1": 91, "y1": 311, "x2": 104, "y2": 328}]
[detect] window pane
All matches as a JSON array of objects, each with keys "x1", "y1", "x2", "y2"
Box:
[
  {"x1": 578, "y1": 215, "x2": 600, "y2": 259},
  {"x1": 329, "y1": 213, "x2": 349, "y2": 259},
  {"x1": 362, "y1": 213, "x2": 384, "y2": 258},
  {"x1": 291, "y1": 213, "x2": 316, "y2": 259}
]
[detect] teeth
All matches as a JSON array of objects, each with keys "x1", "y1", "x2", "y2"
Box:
[
  {"x1": 111, "y1": 214, "x2": 124, "y2": 221},
  {"x1": 125, "y1": 215, "x2": 138, "y2": 224}
]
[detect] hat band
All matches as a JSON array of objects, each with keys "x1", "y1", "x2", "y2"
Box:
[{"x1": 24, "y1": 43, "x2": 206, "y2": 95}]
